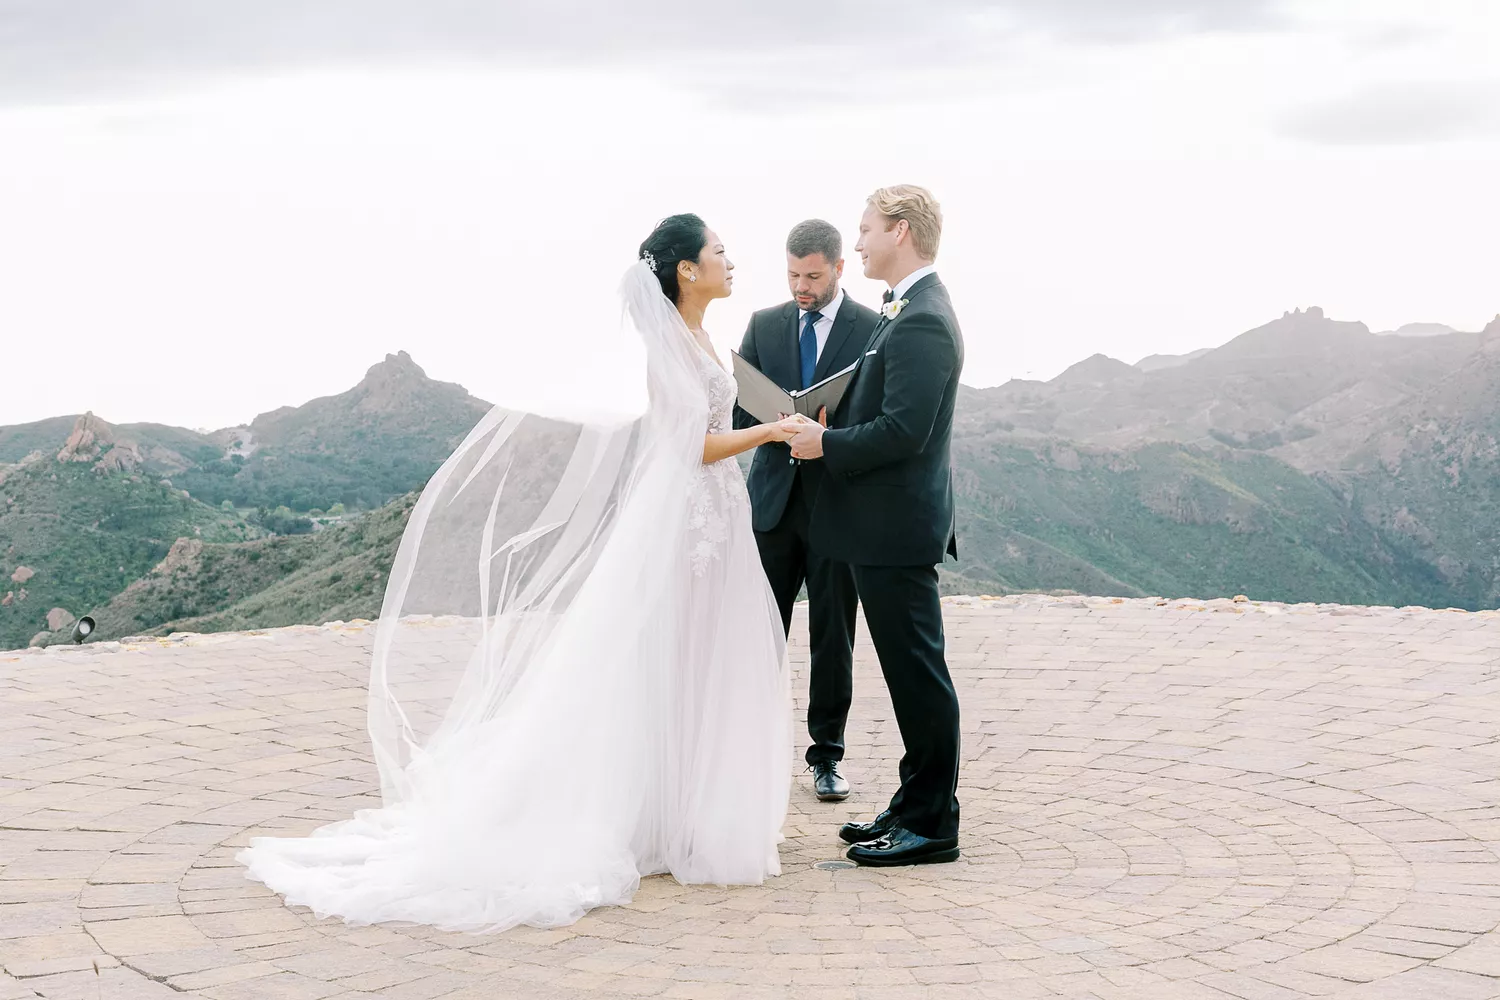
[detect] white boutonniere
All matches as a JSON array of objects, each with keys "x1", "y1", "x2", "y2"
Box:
[{"x1": 880, "y1": 298, "x2": 909, "y2": 320}]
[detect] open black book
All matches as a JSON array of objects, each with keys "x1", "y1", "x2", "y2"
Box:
[{"x1": 730, "y1": 351, "x2": 859, "y2": 424}]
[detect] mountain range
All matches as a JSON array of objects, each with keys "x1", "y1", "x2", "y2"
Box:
[
  {"x1": 0, "y1": 350, "x2": 488, "y2": 513},
  {"x1": 0, "y1": 352, "x2": 481, "y2": 649},
  {"x1": 950, "y1": 307, "x2": 1500, "y2": 607},
  {"x1": 3, "y1": 311, "x2": 1498, "y2": 649}
]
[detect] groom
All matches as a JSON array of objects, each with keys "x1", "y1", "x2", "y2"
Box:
[
  {"x1": 734, "y1": 219, "x2": 880, "y2": 802},
  {"x1": 787, "y1": 185, "x2": 964, "y2": 867}
]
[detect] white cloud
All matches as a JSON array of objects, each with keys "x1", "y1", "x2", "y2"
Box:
[
  {"x1": 1280, "y1": 80, "x2": 1500, "y2": 144},
  {"x1": 0, "y1": 0, "x2": 1280, "y2": 107}
]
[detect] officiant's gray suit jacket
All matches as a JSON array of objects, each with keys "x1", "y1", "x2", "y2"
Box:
[{"x1": 733, "y1": 296, "x2": 881, "y2": 532}]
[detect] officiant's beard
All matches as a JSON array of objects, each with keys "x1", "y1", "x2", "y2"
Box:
[{"x1": 798, "y1": 283, "x2": 839, "y2": 313}]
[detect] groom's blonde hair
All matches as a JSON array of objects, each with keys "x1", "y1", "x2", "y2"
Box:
[{"x1": 868, "y1": 185, "x2": 942, "y2": 261}]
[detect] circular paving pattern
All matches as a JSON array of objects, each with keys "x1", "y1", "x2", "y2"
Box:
[{"x1": 5, "y1": 595, "x2": 1500, "y2": 999}]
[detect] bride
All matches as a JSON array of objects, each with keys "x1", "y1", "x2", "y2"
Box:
[{"x1": 239, "y1": 215, "x2": 803, "y2": 931}]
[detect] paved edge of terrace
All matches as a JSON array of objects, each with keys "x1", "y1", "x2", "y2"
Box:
[{"x1": 5, "y1": 592, "x2": 1499, "y2": 659}]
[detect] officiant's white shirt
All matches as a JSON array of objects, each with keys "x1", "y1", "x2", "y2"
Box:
[
  {"x1": 798, "y1": 288, "x2": 845, "y2": 361},
  {"x1": 890, "y1": 265, "x2": 939, "y2": 304}
]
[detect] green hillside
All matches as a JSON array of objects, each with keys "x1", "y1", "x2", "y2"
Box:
[
  {"x1": 0, "y1": 353, "x2": 485, "y2": 650},
  {"x1": 88, "y1": 493, "x2": 416, "y2": 640},
  {"x1": 950, "y1": 439, "x2": 1452, "y2": 607},
  {"x1": 0, "y1": 457, "x2": 257, "y2": 649},
  {"x1": 0, "y1": 416, "x2": 80, "y2": 463},
  {"x1": 1337, "y1": 335, "x2": 1500, "y2": 609},
  {"x1": 170, "y1": 352, "x2": 488, "y2": 512}
]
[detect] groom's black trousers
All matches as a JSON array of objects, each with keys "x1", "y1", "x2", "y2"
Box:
[
  {"x1": 753, "y1": 476, "x2": 858, "y2": 766},
  {"x1": 851, "y1": 563, "x2": 961, "y2": 841}
]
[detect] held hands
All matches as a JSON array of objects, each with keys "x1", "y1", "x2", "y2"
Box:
[
  {"x1": 763, "y1": 415, "x2": 809, "y2": 444},
  {"x1": 786, "y1": 407, "x2": 828, "y2": 460}
]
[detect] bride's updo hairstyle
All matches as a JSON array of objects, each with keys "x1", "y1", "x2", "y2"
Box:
[{"x1": 638, "y1": 214, "x2": 708, "y2": 304}]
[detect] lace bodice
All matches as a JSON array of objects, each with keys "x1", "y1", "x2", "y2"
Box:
[
  {"x1": 695, "y1": 344, "x2": 738, "y2": 434},
  {"x1": 687, "y1": 344, "x2": 751, "y2": 576}
]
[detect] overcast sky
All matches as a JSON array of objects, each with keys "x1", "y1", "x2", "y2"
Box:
[{"x1": 1, "y1": 0, "x2": 1497, "y2": 429}]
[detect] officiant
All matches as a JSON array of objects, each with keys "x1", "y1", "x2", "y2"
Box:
[{"x1": 733, "y1": 219, "x2": 880, "y2": 802}]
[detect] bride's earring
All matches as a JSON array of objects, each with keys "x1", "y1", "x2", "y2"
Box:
[{"x1": 688, "y1": 273, "x2": 698, "y2": 282}]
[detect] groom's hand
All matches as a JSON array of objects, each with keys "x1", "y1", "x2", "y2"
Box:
[{"x1": 788, "y1": 412, "x2": 826, "y2": 460}]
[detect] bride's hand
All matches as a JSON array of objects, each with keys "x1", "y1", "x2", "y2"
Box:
[{"x1": 764, "y1": 416, "x2": 807, "y2": 443}]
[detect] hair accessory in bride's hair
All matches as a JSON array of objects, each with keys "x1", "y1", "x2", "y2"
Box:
[{"x1": 640, "y1": 250, "x2": 659, "y2": 273}]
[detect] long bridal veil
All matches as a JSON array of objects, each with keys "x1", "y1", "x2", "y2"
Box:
[
  {"x1": 370, "y1": 262, "x2": 708, "y2": 801},
  {"x1": 239, "y1": 262, "x2": 790, "y2": 931}
]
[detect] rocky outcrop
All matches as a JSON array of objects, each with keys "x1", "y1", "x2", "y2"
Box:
[
  {"x1": 1481, "y1": 314, "x2": 1500, "y2": 346},
  {"x1": 155, "y1": 538, "x2": 204, "y2": 576},
  {"x1": 46, "y1": 607, "x2": 74, "y2": 631},
  {"x1": 56, "y1": 412, "x2": 142, "y2": 473},
  {"x1": 354, "y1": 351, "x2": 452, "y2": 416},
  {"x1": 57, "y1": 412, "x2": 111, "y2": 461},
  {"x1": 10, "y1": 565, "x2": 33, "y2": 584}
]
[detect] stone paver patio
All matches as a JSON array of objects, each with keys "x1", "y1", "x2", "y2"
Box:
[{"x1": 5, "y1": 594, "x2": 1500, "y2": 999}]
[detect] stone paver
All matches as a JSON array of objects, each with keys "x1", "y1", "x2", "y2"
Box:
[{"x1": 4, "y1": 593, "x2": 1500, "y2": 999}]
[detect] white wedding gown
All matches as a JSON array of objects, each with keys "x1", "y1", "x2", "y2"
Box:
[{"x1": 239, "y1": 264, "x2": 791, "y2": 931}]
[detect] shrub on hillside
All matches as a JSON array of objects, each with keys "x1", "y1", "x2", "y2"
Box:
[{"x1": 250, "y1": 505, "x2": 314, "y2": 536}]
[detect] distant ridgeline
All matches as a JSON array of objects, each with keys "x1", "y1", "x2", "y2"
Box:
[
  {"x1": 3, "y1": 312, "x2": 1500, "y2": 648},
  {"x1": 942, "y1": 309, "x2": 1500, "y2": 609},
  {"x1": 0, "y1": 352, "x2": 484, "y2": 649}
]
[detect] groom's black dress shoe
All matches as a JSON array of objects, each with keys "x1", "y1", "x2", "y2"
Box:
[
  {"x1": 838, "y1": 809, "x2": 900, "y2": 845},
  {"x1": 846, "y1": 826, "x2": 960, "y2": 867},
  {"x1": 810, "y1": 761, "x2": 850, "y2": 802}
]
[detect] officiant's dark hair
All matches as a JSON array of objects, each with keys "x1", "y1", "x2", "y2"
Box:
[
  {"x1": 639, "y1": 213, "x2": 708, "y2": 304},
  {"x1": 786, "y1": 219, "x2": 842, "y2": 265}
]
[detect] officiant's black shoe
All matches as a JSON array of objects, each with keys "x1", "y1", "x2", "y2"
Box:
[
  {"x1": 810, "y1": 761, "x2": 849, "y2": 802},
  {"x1": 838, "y1": 809, "x2": 900, "y2": 845},
  {"x1": 846, "y1": 827, "x2": 960, "y2": 867}
]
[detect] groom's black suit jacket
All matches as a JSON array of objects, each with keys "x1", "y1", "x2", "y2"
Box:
[
  {"x1": 733, "y1": 295, "x2": 881, "y2": 532},
  {"x1": 810, "y1": 273, "x2": 963, "y2": 567}
]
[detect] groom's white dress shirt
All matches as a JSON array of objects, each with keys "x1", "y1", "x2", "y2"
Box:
[
  {"x1": 798, "y1": 288, "x2": 845, "y2": 362},
  {"x1": 890, "y1": 264, "x2": 939, "y2": 304}
]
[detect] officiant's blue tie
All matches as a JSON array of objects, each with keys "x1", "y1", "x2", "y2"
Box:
[{"x1": 799, "y1": 311, "x2": 821, "y2": 389}]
